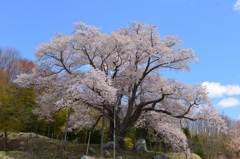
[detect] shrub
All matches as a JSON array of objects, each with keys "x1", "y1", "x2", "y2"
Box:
[{"x1": 124, "y1": 137, "x2": 134, "y2": 148}]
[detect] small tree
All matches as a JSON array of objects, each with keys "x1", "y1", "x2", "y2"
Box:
[
  {"x1": 0, "y1": 49, "x2": 36, "y2": 150},
  {"x1": 0, "y1": 71, "x2": 36, "y2": 150}
]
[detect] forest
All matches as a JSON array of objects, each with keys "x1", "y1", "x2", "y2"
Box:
[{"x1": 1, "y1": 22, "x2": 240, "y2": 159}]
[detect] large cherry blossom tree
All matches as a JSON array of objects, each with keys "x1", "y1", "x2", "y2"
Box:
[{"x1": 15, "y1": 22, "x2": 226, "y2": 150}]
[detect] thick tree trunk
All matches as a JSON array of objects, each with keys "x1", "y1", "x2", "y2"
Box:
[
  {"x1": 115, "y1": 135, "x2": 127, "y2": 150},
  {"x1": 107, "y1": 120, "x2": 114, "y2": 141},
  {"x1": 105, "y1": 100, "x2": 143, "y2": 150},
  {"x1": 107, "y1": 121, "x2": 128, "y2": 150}
]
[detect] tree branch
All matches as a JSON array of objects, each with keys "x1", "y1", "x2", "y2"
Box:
[{"x1": 90, "y1": 115, "x2": 103, "y2": 131}]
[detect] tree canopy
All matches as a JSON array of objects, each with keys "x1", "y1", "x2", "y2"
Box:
[{"x1": 15, "y1": 22, "x2": 227, "y2": 151}]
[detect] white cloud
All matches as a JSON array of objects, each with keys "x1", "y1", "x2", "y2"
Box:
[
  {"x1": 217, "y1": 97, "x2": 240, "y2": 108},
  {"x1": 202, "y1": 82, "x2": 240, "y2": 98},
  {"x1": 234, "y1": 0, "x2": 240, "y2": 11}
]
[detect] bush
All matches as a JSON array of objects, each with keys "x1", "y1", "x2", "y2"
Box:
[
  {"x1": 190, "y1": 135, "x2": 206, "y2": 159},
  {"x1": 126, "y1": 128, "x2": 136, "y2": 143},
  {"x1": 182, "y1": 127, "x2": 191, "y2": 138},
  {"x1": 124, "y1": 137, "x2": 134, "y2": 148}
]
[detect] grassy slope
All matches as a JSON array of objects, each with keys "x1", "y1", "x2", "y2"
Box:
[{"x1": 0, "y1": 133, "x2": 201, "y2": 159}]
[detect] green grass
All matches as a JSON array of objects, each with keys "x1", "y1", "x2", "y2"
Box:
[
  {"x1": 0, "y1": 151, "x2": 31, "y2": 159},
  {"x1": 0, "y1": 133, "x2": 201, "y2": 159}
]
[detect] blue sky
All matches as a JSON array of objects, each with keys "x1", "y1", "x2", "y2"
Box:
[{"x1": 1, "y1": 0, "x2": 240, "y2": 119}]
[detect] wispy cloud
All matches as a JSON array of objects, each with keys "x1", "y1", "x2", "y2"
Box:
[
  {"x1": 217, "y1": 97, "x2": 240, "y2": 108},
  {"x1": 234, "y1": 0, "x2": 240, "y2": 11},
  {"x1": 202, "y1": 82, "x2": 240, "y2": 98}
]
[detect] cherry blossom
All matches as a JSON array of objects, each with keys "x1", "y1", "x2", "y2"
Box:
[{"x1": 15, "y1": 22, "x2": 226, "y2": 150}]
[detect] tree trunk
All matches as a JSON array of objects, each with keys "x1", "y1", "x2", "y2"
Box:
[
  {"x1": 100, "y1": 109, "x2": 105, "y2": 158},
  {"x1": 84, "y1": 128, "x2": 88, "y2": 144},
  {"x1": 63, "y1": 108, "x2": 72, "y2": 142},
  {"x1": 59, "y1": 107, "x2": 72, "y2": 157},
  {"x1": 115, "y1": 136, "x2": 127, "y2": 150},
  {"x1": 3, "y1": 129, "x2": 7, "y2": 151},
  {"x1": 106, "y1": 102, "x2": 143, "y2": 150},
  {"x1": 107, "y1": 120, "x2": 114, "y2": 140},
  {"x1": 47, "y1": 122, "x2": 51, "y2": 137},
  {"x1": 106, "y1": 106, "x2": 143, "y2": 150},
  {"x1": 34, "y1": 121, "x2": 39, "y2": 138},
  {"x1": 86, "y1": 129, "x2": 92, "y2": 155},
  {"x1": 107, "y1": 121, "x2": 128, "y2": 150}
]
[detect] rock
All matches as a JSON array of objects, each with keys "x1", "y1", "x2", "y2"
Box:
[
  {"x1": 89, "y1": 147, "x2": 96, "y2": 154},
  {"x1": 135, "y1": 139, "x2": 147, "y2": 153},
  {"x1": 116, "y1": 156, "x2": 122, "y2": 159},
  {"x1": 135, "y1": 139, "x2": 147, "y2": 149},
  {"x1": 136, "y1": 144, "x2": 147, "y2": 153},
  {"x1": 104, "y1": 150, "x2": 111, "y2": 158},
  {"x1": 152, "y1": 154, "x2": 170, "y2": 159},
  {"x1": 81, "y1": 155, "x2": 90, "y2": 159},
  {"x1": 103, "y1": 141, "x2": 115, "y2": 149}
]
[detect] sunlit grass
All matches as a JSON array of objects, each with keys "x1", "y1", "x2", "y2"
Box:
[{"x1": 0, "y1": 151, "x2": 31, "y2": 159}]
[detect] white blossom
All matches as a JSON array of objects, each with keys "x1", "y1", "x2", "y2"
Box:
[{"x1": 14, "y1": 22, "x2": 227, "y2": 149}]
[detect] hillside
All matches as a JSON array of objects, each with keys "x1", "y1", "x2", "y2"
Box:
[{"x1": 0, "y1": 132, "x2": 202, "y2": 159}]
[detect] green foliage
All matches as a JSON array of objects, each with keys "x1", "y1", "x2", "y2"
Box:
[
  {"x1": 190, "y1": 135, "x2": 206, "y2": 159},
  {"x1": 126, "y1": 128, "x2": 136, "y2": 144},
  {"x1": 182, "y1": 127, "x2": 191, "y2": 139},
  {"x1": 182, "y1": 127, "x2": 208, "y2": 159},
  {"x1": 68, "y1": 128, "x2": 87, "y2": 143},
  {"x1": 124, "y1": 128, "x2": 137, "y2": 149},
  {"x1": 124, "y1": 137, "x2": 134, "y2": 148},
  {"x1": 67, "y1": 128, "x2": 101, "y2": 144},
  {"x1": 0, "y1": 72, "x2": 37, "y2": 134},
  {"x1": 136, "y1": 128, "x2": 148, "y2": 140},
  {"x1": 33, "y1": 109, "x2": 71, "y2": 139},
  {"x1": 90, "y1": 130, "x2": 101, "y2": 144},
  {"x1": 51, "y1": 109, "x2": 68, "y2": 137}
]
